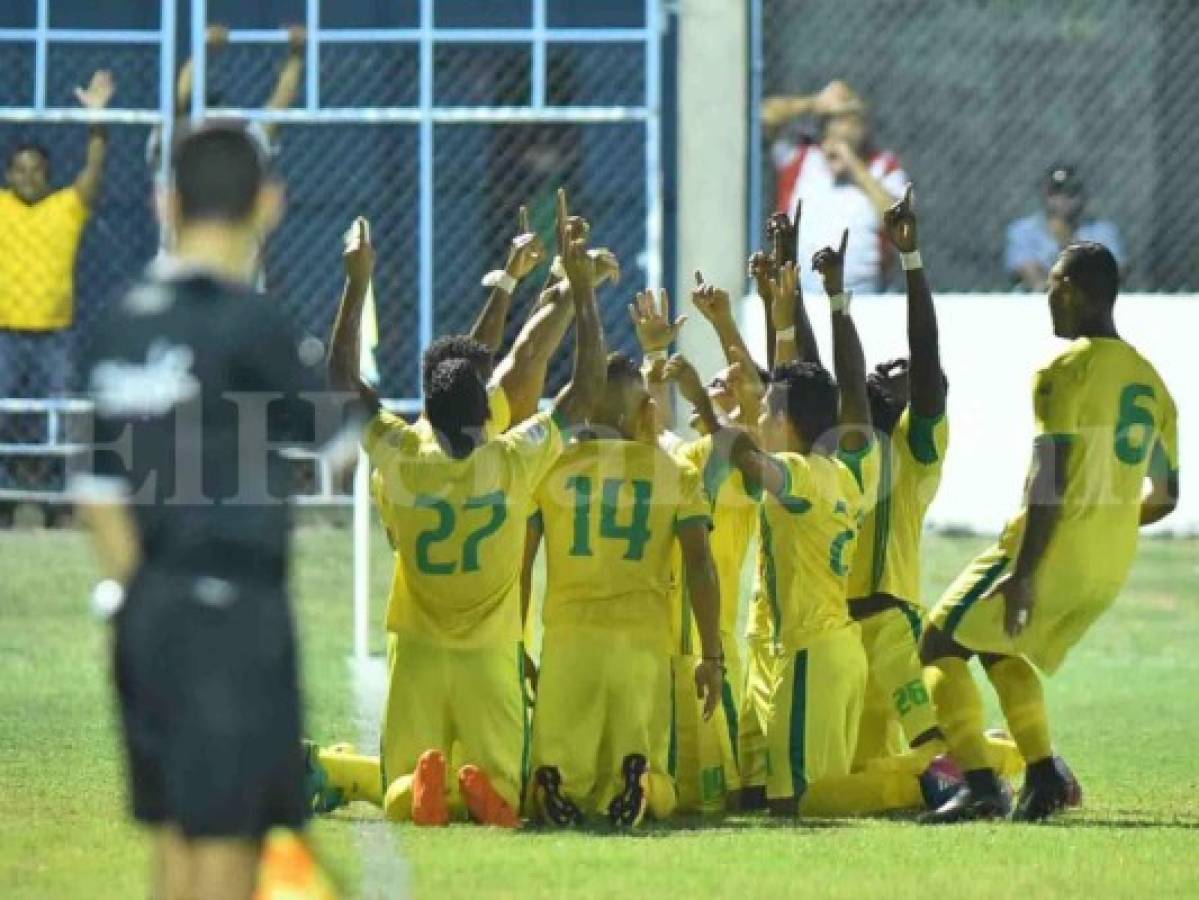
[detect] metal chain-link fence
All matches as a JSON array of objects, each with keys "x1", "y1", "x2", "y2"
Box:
[
  {"x1": 0, "y1": 0, "x2": 659, "y2": 503},
  {"x1": 758, "y1": 0, "x2": 1198, "y2": 292}
]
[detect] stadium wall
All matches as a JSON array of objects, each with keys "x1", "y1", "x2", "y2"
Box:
[{"x1": 736, "y1": 294, "x2": 1198, "y2": 535}]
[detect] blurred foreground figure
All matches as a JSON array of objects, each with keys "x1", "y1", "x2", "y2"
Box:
[{"x1": 75, "y1": 124, "x2": 342, "y2": 900}]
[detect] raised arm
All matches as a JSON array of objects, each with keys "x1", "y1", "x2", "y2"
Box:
[
  {"x1": 261, "y1": 26, "x2": 306, "y2": 142},
  {"x1": 472, "y1": 205, "x2": 546, "y2": 352},
  {"x1": 766, "y1": 202, "x2": 821, "y2": 368},
  {"x1": 73, "y1": 71, "x2": 115, "y2": 207},
  {"x1": 327, "y1": 218, "x2": 381, "y2": 413},
  {"x1": 174, "y1": 25, "x2": 228, "y2": 113},
  {"x1": 551, "y1": 191, "x2": 606, "y2": 427},
  {"x1": 629, "y1": 287, "x2": 686, "y2": 435},
  {"x1": 883, "y1": 184, "x2": 945, "y2": 418},
  {"x1": 691, "y1": 271, "x2": 755, "y2": 370},
  {"x1": 662, "y1": 354, "x2": 719, "y2": 436},
  {"x1": 813, "y1": 229, "x2": 871, "y2": 451},
  {"x1": 491, "y1": 282, "x2": 573, "y2": 423}
]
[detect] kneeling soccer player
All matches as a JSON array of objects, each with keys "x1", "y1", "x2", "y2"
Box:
[
  {"x1": 316, "y1": 193, "x2": 606, "y2": 827},
  {"x1": 523, "y1": 352, "x2": 724, "y2": 827}
]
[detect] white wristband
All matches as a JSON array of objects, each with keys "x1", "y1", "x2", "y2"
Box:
[
  {"x1": 550, "y1": 256, "x2": 567, "y2": 280},
  {"x1": 481, "y1": 269, "x2": 518, "y2": 294},
  {"x1": 829, "y1": 291, "x2": 853, "y2": 314},
  {"x1": 776, "y1": 326, "x2": 796, "y2": 341},
  {"x1": 900, "y1": 250, "x2": 923, "y2": 271}
]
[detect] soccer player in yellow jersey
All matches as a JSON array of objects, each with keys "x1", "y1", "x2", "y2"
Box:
[
  {"x1": 316, "y1": 192, "x2": 607, "y2": 828},
  {"x1": 845, "y1": 186, "x2": 951, "y2": 767},
  {"x1": 921, "y1": 242, "x2": 1180, "y2": 823},
  {"x1": 523, "y1": 352, "x2": 724, "y2": 827}
]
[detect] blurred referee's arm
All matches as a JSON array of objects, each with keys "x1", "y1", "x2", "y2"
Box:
[{"x1": 73, "y1": 70, "x2": 116, "y2": 208}]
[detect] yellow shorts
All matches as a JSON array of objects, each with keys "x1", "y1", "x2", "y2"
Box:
[
  {"x1": 928, "y1": 540, "x2": 1125, "y2": 675},
  {"x1": 666, "y1": 653, "x2": 740, "y2": 813},
  {"x1": 855, "y1": 604, "x2": 937, "y2": 767},
  {"x1": 382, "y1": 630, "x2": 526, "y2": 811},
  {"x1": 737, "y1": 634, "x2": 774, "y2": 791},
  {"x1": 766, "y1": 625, "x2": 868, "y2": 802},
  {"x1": 531, "y1": 629, "x2": 671, "y2": 815}
]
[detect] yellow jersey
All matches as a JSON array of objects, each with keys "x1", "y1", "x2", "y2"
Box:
[
  {"x1": 756, "y1": 445, "x2": 879, "y2": 650},
  {"x1": 373, "y1": 386, "x2": 511, "y2": 548},
  {"x1": 532, "y1": 439, "x2": 711, "y2": 654},
  {"x1": 997, "y1": 337, "x2": 1179, "y2": 576},
  {"x1": 674, "y1": 435, "x2": 758, "y2": 640},
  {"x1": 0, "y1": 187, "x2": 89, "y2": 331},
  {"x1": 365, "y1": 406, "x2": 565, "y2": 646},
  {"x1": 848, "y1": 408, "x2": 949, "y2": 606}
]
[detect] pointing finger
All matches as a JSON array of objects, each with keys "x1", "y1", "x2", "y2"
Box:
[
  {"x1": 838, "y1": 228, "x2": 849, "y2": 257},
  {"x1": 903, "y1": 182, "x2": 914, "y2": 210},
  {"x1": 518, "y1": 204, "x2": 530, "y2": 234},
  {"x1": 694, "y1": 269, "x2": 704, "y2": 287}
]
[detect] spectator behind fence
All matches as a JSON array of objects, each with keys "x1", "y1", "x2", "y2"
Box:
[
  {"x1": 762, "y1": 80, "x2": 907, "y2": 295},
  {"x1": 1006, "y1": 164, "x2": 1126, "y2": 292},
  {"x1": 0, "y1": 70, "x2": 115, "y2": 398}
]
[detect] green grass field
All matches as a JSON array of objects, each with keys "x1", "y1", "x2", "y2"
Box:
[{"x1": 2, "y1": 527, "x2": 1197, "y2": 899}]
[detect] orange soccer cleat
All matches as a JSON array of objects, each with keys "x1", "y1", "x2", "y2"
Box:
[
  {"x1": 411, "y1": 749, "x2": 450, "y2": 826},
  {"x1": 459, "y1": 765, "x2": 521, "y2": 829}
]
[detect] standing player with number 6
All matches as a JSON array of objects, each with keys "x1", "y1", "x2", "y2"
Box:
[
  {"x1": 321, "y1": 190, "x2": 606, "y2": 828},
  {"x1": 921, "y1": 242, "x2": 1180, "y2": 823}
]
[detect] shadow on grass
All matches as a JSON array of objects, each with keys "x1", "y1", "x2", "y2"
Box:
[{"x1": 516, "y1": 814, "x2": 858, "y2": 838}]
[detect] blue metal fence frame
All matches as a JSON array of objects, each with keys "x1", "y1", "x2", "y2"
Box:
[{"x1": 0, "y1": 0, "x2": 664, "y2": 420}]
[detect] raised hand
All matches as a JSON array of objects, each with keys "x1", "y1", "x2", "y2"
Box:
[
  {"x1": 206, "y1": 24, "x2": 230, "y2": 49},
  {"x1": 75, "y1": 70, "x2": 115, "y2": 110},
  {"x1": 883, "y1": 183, "x2": 918, "y2": 252},
  {"x1": 554, "y1": 187, "x2": 590, "y2": 256},
  {"x1": 661, "y1": 354, "x2": 706, "y2": 408},
  {"x1": 769, "y1": 261, "x2": 798, "y2": 332},
  {"x1": 691, "y1": 270, "x2": 733, "y2": 325},
  {"x1": 767, "y1": 198, "x2": 800, "y2": 268},
  {"x1": 286, "y1": 24, "x2": 307, "y2": 55},
  {"x1": 812, "y1": 228, "x2": 849, "y2": 298},
  {"x1": 747, "y1": 251, "x2": 777, "y2": 301},
  {"x1": 506, "y1": 205, "x2": 546, "y2": 280},
  {"x1": 342, "y1": 217, "x2": 375, "y2": 284},
  {"x1": 727, "y1": 345, "x2": 765, "y2": 409},
  {"x1": 628, "y1": 288, "x2": 685, "y2": 353},
  {"x1": 588, "y1": 247, "x2": 621, "y2": 287}
]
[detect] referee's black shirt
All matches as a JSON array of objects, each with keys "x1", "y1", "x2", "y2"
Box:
[{"x1": 78, "y1": 264, "x2": 325, "y2": 583}]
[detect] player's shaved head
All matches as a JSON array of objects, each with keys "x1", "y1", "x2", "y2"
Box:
[
  {"x1": 1058, "y1": 241, "x2": 1119, "y2": 309},
  {"x1": 171, "y1": 123, "x2": 264, "y2": 223}
]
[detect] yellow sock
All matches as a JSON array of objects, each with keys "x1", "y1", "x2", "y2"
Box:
[
  {"x1": 646, "y1": 772, "x2": 678, "y2": 820},
  {"x1": 320, "y1": 749, "x2": 384, "y2": 807},
  {"x1": 985, "y1": 656, "x2": 1053, "y2": 764},
  {"x1": 985, "y1": 731, "x2": 1027, "y2": 779},
  {"x1": 925, "y1": 658, "x2": 992, "y2": 772},
  {"x1": 799, "y1": 770, "x2": 923, "y2": 817},
  {"x1": 383, "y1": 774, "x2": 414, "y2": 822}
]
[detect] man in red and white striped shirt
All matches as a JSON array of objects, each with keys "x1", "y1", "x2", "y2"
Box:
[{"x1": 763, "y1": 81, "x2": 908, "y2": 294}]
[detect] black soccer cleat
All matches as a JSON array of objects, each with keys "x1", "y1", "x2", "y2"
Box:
[
  {"x1": 607, "y1": 754, "x2": 649, "y2": 828},
  {"x1": 919, "y1": 783, "x2": 1013, "y2": 825},
  {"x1": 1054, "y1": 755, "x2": 1084, "y2": 808},
  {"x1": 534, "y1": 766, "x2": 584, "y2": 827},
  {"x1": 1012, "y1": 761, "x2": 1073, "y2": 822},
  {"x1": 918, "y1": 754, "x2": 965, "y2": 811}
]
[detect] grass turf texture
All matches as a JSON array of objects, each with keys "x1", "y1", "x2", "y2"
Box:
[{"x1": 1, "y1": 527, "x2": 1196, "y2": 899}]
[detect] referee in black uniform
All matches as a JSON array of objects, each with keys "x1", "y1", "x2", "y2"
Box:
[{"x1": 75, "y1": 124, "x2": 337, "y2": 899}]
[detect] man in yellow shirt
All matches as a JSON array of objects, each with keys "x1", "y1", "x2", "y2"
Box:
[
  {"x1": 0, "y1": 70, "x2": 114, "y2": 397},
  {"x1": 921, "y1": 242, "x2": 1181, "y2": 823},
  {"x1": 310, "y1": 193, "x2": 606, "y2": 828},
  {"x1": 523, "y1": 352, "x2": 724, "y2": 827}
]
